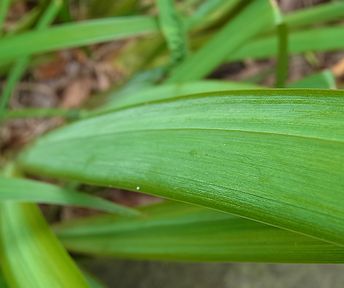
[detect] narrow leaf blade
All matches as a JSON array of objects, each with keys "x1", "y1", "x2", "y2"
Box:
[
  {"x1": 167, "y1": 0, "x2": 274, "y2": 82},
  {"x1": 0, "y1": 176, "x2": 138, "y2": 216},
  {"x1": 0, "y1": 16, "x2": 159, "y2": 62},
  {"x1": 55, "y1": 201, "x2": 344, "y2": 263},
  {"x1": 0, "y1": 203, "x2": 88, "y2": 288}
]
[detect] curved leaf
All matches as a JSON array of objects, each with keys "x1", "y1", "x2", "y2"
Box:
[
  {"x1": 0, "y1": 16, "x2": 159, "y2": 62},
  {"x1": 0, "y1": 203, "x2": 88, "y2": 288},
  {"x1": 105, "y1": 80, "x2": 259, "y2": 111},
  {"x1": 55, "y1": 201, "x2": 344, "y2": 263},
  {"x1": 0, "y1": 176, "x2": 139, "y2": 216},
  {"x1": 19, "y1": 89, "x2": 344, "y2": 245}
]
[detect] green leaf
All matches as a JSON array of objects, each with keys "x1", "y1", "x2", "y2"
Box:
[
  {"x1": 0, "y1": 271, "x2": 8, "y2": 288},
  {"x1": 0, "y1": 203, "x2": 88, "y2": 288},
  {"x1": 288, "y1": 70, "x2": 336, "y2": 89},
  {"x1": 228, "y1": 25, "x2": 344, "y2": 61},
  {"x1": 105, "y1": 80, "x2": 260, "y2": 111},
  {"x1": 0, "y1": 16, "x2": 159, "y2": 62},
  {"x1": 0, "y1": 176, "x2": 139, "y2": 216},
  {"x1": 186, "y1": 0, "x2": 242, "y2": 30},
  {"x1": 0, "y1": 0, "x2": 62, "y2": 116},
  {"x1": 55, "y1": 201, "x2": 344, "y2": 263},
  {"x1": 157, "y1": 0, "x2": 188, "y2": 65},
  {"x1": 83, "y1": 271, "x2": 106, "y2": 288},
  {"x1": 284, "y1": 1, "x2": 344, "y2": 30},
  {"x1": 1, "y1": 108, "x2": 84, "y2": 121},
  {"x1": 0, "y1": 0, "x2": 10, "y2": 35},
  {"x1": 19, "y1": 89, "x2": 344, "y2": 246},
  {"x1": 167, "y1": 0, "x2": 274, "y2": 82}
]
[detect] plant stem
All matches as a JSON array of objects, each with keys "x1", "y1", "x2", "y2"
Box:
[
  {"x1": 271, "y1": 0, "x2": 289, "y2": 87},
  {"x1": 276, "y1": 22, "x2": 289, "y2": 87}
]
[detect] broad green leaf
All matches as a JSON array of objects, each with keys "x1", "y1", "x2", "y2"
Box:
[
  {"x1": 105, "y1": 80, "x2": 259, "y2": 111},
  {"x1": 157, "y1": 0, "x2": 188, "y2": 65},
  {"x1": 0, "y1": 203, "x2": 88, "y2": 288},
  {"x1": 0, "y1": 176, "x2": 139, "y2": 216},
  {"x1": 19, "y1": 89, "x2": 344, "y2": 246},
  {"x1": 0, "y1": 16, "x2": 159, "y2": 62},
  {"x1": 55, "y1": 201, "x2": 344, "y2": 263},
  {"x1": 167, "y1": 0, "x2": 274, "y2": 82},
  {"x1": 288, "y1": 70, "x2": 336, "y2": 89},
  {"x1": 228, "y1": 25, "x2": 344, "y2": 61}
]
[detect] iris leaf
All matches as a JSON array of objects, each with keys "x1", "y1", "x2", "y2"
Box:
[{"x1": 19, "y1": 89, "x2": 344, "y2": 246}]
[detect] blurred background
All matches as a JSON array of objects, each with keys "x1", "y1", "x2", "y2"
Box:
[{"x1": 81, "y1": 259, "x2": 344, "y2": 287}]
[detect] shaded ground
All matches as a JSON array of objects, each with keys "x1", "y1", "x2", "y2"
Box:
[{"x1": 81, "y1": 259, "x2": 344, "y2": 288}]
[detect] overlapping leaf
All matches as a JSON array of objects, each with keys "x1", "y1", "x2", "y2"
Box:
[
  {"x1": 19, "y1": 89, "x2": 344, "y2": 246},
  {"x1": 0, "y1": 176, "x2": 138, "y2": 215},
  {"x1": 55, "y1": 201, "x2": 344, "y2": 263},
  {"x1": 167, "y1": 0, "x2": 274, "y2": 81}
]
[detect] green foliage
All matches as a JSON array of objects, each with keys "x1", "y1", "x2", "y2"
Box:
[
  {"x1": 0, "y1": 0, "x2": 10, "y2": 35},
  {"x1": 19, "y1": 89, "x2": 344, "y2": 246},
  {"x1": 0, "y1": 1, "x2": 343, "y2": 286},
  {"x1": 228, "y1": 25, "x2": 344, "y2": 61},
  {"x1": 0, "y1": 176, "x2": 138, "y2": 215},
  {"x1": 0, "y1": 203, "x2": 88, "y2": 288},
  {"x1": 55, "y1": 201, "x2": 344, "y2": 263},
  {"x1": 167, "y1": 1, "x2": 274, "y2": 81},
  {"x1": 288, "y1": 70, "x2": 336, "y2": 89},
  {"x1": 157, "y1": 0, "x2": 188, "y2": 65},
  {"x1": 0, "y1": 16, "x2": 158, "y2": 62},
  {"x1": 0, "y1": 0, "x2": 62, "y2": 115}
]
